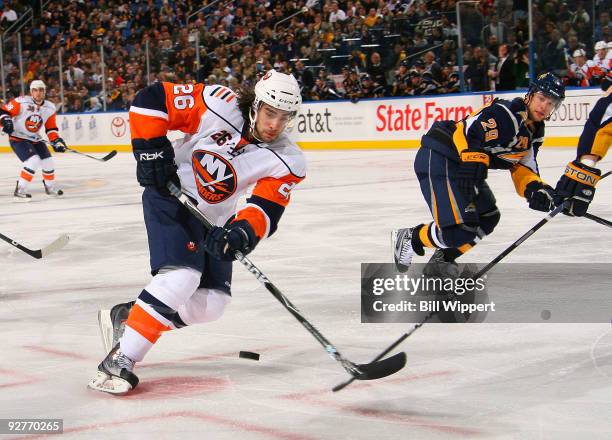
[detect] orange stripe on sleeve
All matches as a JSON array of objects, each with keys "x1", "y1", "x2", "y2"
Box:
[
  {"x1": 251, "y1": 174, "x2": 304, "y2": 207},
  {"x1": 129, "y1": 111, "x2": 170, "y2": 140},
  {"x1": 125, "y1": 303, "x2": 170, "y2": 344},
  {"x1": 2, "y1": 99, "x2": 20, "y2": 117},
  {"x1": 234, "y1": 206, "x2": 268, "y2": 239},
  {"x1": 44, "y1": 113, "x2": 58, "y2": 131}
]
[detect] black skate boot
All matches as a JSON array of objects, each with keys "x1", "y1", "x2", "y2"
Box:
[
  {"x1": 98, "y1": 301, "x2": 135, "y2": 354},
  {"x1": 422, "y1": 249, "x2": 460, "y2": 278},
  {"x1": 88, "y1": 343, "x2": 139, "y2": 395},
  {"x1": 43, "y1": 181, "x2": 64, "y2": 196},
  {"x1": 13, "y1": 181, "x2": 32, "y2": 202}
]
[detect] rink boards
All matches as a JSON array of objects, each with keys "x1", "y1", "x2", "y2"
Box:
[{"x1": 0, "y1": 87, "x2": 603, "y2": 152}]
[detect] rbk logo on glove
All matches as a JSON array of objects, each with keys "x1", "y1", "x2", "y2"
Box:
[{"x1": 139, "y1": 151, "x2": 165, "y2": 161}]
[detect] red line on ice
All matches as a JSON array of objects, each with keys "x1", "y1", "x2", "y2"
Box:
[{"x1": 7, "y1": 411, "x2": 318, "y2": 440}]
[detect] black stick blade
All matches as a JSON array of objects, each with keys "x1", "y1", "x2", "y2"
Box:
[
  {"x1": 333, "y1": 352, "x2": 406, "y2": 392},
  {"x1": 101, "y1": 150, "x2": 118, "y2": 161},
  {"x1": 356, "y1": 351, "x2": 406, "y2": 380}
]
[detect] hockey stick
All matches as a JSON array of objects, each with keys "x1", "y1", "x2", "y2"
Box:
[
  {"x1": 584, "y1": 212, "x2": 612, "y2": 229},
  {"x1": 334, "y1": 171, "x2": 612, "y2": 392},
  {"x1": 334, "y1": 204, "x2": 569, "y2": 391},
  {"x1": 66, "y1": 147, "x2": 117, "y2": 162},
  {"x1": 0, "y1": 232, "x2": 69, "y2": 259},
  {"x1": 167, "y1": 182, "x2": 407, "y2": 384},
  {"x1": 44, "y1": 140, "x2": 117, "y2": 162}
]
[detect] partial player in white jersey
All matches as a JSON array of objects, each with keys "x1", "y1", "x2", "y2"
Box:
[
  {"x1": 0, "y1": 80, "x2": 68, "y2": 201},
  {"x1": 88, "y1": 70, "x2": 306, "y2": 395}
]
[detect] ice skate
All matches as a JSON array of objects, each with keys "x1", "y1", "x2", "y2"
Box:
[
  {"x1": 88, "y1": 343, "x2": 138, "y2": 395},
  {"x1": 13, "y1": 181, "x2": 32, "y2": 202},
  {"x1": 43, "y1": 181, "x2": 63, "y2": 196},
  {"x1": 98, "y1": 301, "x2": 134, "y2": 354},
  {"x1": 392, "y1": 227, "x2": 416, "y2": 272},
  {"x1": 422, "y1": 249, "x2": 460, "y2": 278}
]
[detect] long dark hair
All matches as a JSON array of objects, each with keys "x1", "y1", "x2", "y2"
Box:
[{"x1": 236, "y1": 85, "x2": 256, "y2": 122}]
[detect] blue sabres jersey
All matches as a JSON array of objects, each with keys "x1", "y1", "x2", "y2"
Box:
[{"x1": 423, "y1": 97, "x2": 547, "y2": 197}]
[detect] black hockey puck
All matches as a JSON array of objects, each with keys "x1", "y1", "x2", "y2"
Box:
[{"x1": 239, "y1": 351, "x2": 260, "y2": 361}]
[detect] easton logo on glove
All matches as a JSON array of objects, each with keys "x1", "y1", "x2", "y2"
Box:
[{"x1": 564, "y1": 162, "x2": 601, "y2": 186}]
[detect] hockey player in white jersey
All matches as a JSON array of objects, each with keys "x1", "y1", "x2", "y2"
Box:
[
  {"x1": 88, "y1": 70, "x2": 306, "y2": 394},
  {"x1": 0, "y1": 80, "x2": 67, "y2": 200}
]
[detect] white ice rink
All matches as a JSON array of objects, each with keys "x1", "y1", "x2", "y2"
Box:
[{"x1": 0, "y1": 149, "x2": 611, "y2": 439}]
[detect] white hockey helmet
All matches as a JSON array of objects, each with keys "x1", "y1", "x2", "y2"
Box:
[
  {"x1": 249, "y1": 70, "x2": 302, "y2": 140},
  {"x1": 254, "y1": 70, "x2": 301, "y2": 113},
  {"x1": 572, "y1": 49, "x2": 586, "y2": 58},
  {"x1": 30, "y1": 80, "x2": 46, "y2": 91},
  {"x1": 594, "y1": 40, "x2": 607, "y2": 51}
]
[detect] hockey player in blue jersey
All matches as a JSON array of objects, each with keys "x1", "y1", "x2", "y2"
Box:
[
  {"x1": 554, "y1": 78, "x2": 611, "y2": 216},
  {"x1": 393, "y1": 72, "x2": 566, "y2": 275}
]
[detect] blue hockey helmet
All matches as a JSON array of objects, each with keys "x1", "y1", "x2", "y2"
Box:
[
  {"x1": 528, "y1": 72, "x2": 565, "y2": 100},
  {"x1": 526, "y1": 72, "x2": 565, "y2": 118}
]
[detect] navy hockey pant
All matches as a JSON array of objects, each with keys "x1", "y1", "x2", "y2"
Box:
[
  {"x1": 143, "y1": 187, "x2": 232, "y2": 294},
  {"x1": 413, "y1": 146, "x2": 500, "y2": 248}
]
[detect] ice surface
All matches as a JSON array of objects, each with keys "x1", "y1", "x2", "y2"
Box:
[{"x1": 0, "y1": 149, "x2": 610, "y2": 439}]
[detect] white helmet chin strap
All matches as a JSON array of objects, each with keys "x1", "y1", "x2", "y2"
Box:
[{"x1": 248, "y1": 100, "x2": 264, "y2": 142}]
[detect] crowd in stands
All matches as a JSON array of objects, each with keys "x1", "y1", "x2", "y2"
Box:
[{"x1": 0, "y1": 0, "x2": 610, "y2": 113}]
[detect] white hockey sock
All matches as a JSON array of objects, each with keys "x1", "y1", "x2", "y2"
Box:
[
  {"x1": 119, "y1": 267, "x2": 201, "y2": 362},
  {"x1": 41, "y1": 157, "x2": 56, "y2": 188},
  {"x1": 18, "y1": 156, "x2": 42, "y2": 190}
]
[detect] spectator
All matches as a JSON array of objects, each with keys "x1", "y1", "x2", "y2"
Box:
[
  {"x1": 343, "y1": 69, "x2": 362, "y2": 103},
  {"x1": 513, "y1": 47, "x2": 530, "y2": 88},
  {"x1": 540, "y1": 29, "x2": 567, "y2": 76},
  {"x1": 0, "y1": 4, "x2": 18, "y2": 26},
  {"x1": 423, "y1": 51, "x2": 443, "y2": 83},
  {"x1": 329, "y1": 1, "x2": 346, "y2": 23},
  {"x1": 490, "y1": 44, "x2": 515, "y2": 91},
  {"x1": 594, "y1": 11, "x2": 612, "y2": 42},
  {"x1": 482, "y1": 13, "x2": 508, "y2": 45},
  {"x1": 465, "y1": 46, "x2": 490, "y2": 91},
  {"x1": 567, "y1": 49, "x2": 591, "y2": 86},
  {"x1": 392, "y1": 59, "x2": 410, "y2": 96},
  {"x1": 366, "y1": 52, "x2": 388, "y2": 92}
]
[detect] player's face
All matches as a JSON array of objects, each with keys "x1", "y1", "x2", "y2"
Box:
[
  {"x1": 255, "y1": 103, "x2": 292, "y2": 142},
  {"x1": 527, "y1": 92, "x2": 557, "y2": 122},
  {"x1": 31, "y1": 88, "x2": 45, "y2": 104}
]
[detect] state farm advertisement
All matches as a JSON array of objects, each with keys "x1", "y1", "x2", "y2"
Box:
[{"x1": 291, "y1": 88, "x2": 602, "y2": 147}]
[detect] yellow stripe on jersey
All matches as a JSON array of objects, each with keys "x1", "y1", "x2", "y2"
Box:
[
  {"x1": 591, "y1": 122, "x2": 611, "y2": 160},
  {"x1": 510, "y1": 163, "x2": 542, "y2": 197},
  {"x1": 452, "y1": 120, "x2": 469, "y2": 154}
]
